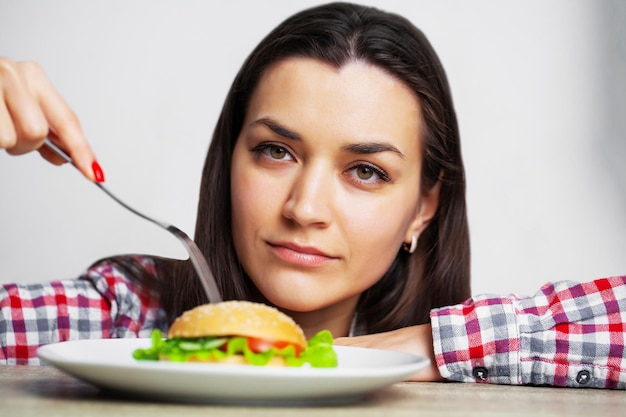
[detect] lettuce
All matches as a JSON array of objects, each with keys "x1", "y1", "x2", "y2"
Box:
[
  {"x1": 132, "y1": 329, "x2": 338, "y2": 368},
  {"x1": 299, "y1": 330, "x2": 338, "y2": 368}
]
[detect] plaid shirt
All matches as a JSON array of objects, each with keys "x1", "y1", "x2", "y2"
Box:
[
  {"x1": 431, "y1": 276, "x2": 626, "y2": 389},
  {"x1": 0, "y1": 257, "x2": 167, "y2": 365},
  {"x1": 2, "y1": 258, "x2": 625, "y2": 388}
]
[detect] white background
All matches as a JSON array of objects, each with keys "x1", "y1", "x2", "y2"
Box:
[{"x1": 1, "y1": 0, "x2": 625, "y2": 297}]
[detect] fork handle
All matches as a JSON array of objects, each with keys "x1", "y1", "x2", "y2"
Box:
[{"x1": 43, "y1": 138, "x2": 223, "y2": 304}]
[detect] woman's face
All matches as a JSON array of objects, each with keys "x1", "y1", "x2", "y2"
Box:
[{"x1": 230, "y1": 58, "x2": 438, "y2": 332}]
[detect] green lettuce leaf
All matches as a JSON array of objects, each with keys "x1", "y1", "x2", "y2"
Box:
[
  {"x1": 299, "y1": 330, "x2": 338, "y2": 368},
  {"x1": 132, "y1": 329, "x2": 338, "y2": 368}
]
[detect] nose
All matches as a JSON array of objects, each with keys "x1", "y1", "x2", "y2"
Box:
[{"x1": 282, "y1": 164, "x2": 333, "y2": 227}]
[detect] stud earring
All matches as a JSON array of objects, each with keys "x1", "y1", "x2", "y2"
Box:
[{"x1": 403, "y1": 235, "x2": 417, "y2": 254}]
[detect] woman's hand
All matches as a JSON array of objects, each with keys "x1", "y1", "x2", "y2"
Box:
[
  {"x1": 334, "y1": 323, "x2": 444, "y2": 382},
  {"x1": 0, "y1": 57, "x2": 103, "y2": 182}
]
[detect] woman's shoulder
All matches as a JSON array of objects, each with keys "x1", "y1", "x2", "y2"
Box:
[
  {"x1": 85, "y1": 254, "x2": 162, "y2": 276},
  {"x1": 81, "y1": 254, "x2": 170, "y2": 337},
  {"x1": 81, "y1": 254, "x2": 171, "y2": 298}
]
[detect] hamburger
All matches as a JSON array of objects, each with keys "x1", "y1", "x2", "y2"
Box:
[{"x1": 133, "y1": 301, "x2": 337, "y2": 368}]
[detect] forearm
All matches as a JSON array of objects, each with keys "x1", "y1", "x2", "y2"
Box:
[
  {"x1": 1, "y1": 256, "x2": 167, "y2": 365},
  {"x1": 1, "y1": 279, "x2": 113, "y2": 365},
  {"x1": 335, "y1": 324, "x2": 444, "y2": 382},
  {"x1": 430, "y1": 276, "x2": 626, "y2": 389}
]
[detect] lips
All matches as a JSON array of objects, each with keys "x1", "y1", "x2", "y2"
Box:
[{"x1": 267, "y1": 241, "x2": 337, "y2": 267}]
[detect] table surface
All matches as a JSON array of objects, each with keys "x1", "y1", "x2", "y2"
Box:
[{"x1": 2, "y1": 365, "x2": 625, "y2": 417}]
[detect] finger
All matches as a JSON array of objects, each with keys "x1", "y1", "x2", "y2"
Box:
[
  {"x1": 21, "y1": 61, "x2": 104, "y2": 182},
  {"x1": 0, "y1": 92, "x2": 18, "y2": 149},
  {"x1": 37, "y1": 131, "x2": 69, "y2": 166},
  {"x1": 0, "y1": 59, "x2": 48, "y2": 153},
  {"x1": 37, "y1": 145, "x2": 67, "y2": 166}
]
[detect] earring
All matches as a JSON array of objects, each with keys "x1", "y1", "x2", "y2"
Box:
[{"x1": 403, "y1": 235, "x2": 417, "y2": 254}]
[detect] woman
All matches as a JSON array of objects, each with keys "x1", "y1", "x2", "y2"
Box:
[{"x1": 1, "y1": 3, "x2": 624, "y2": 388}]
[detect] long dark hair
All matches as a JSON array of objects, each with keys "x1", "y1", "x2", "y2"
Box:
[{"x1": 107, "y1": 2, "x2": 471, "y2": 333}]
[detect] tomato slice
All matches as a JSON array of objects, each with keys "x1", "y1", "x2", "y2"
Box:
[{"x1": 247, "y1": 337, "x2": 302, "y2": 356}]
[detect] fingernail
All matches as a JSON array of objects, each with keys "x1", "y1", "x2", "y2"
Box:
[{"x1": 91, "y1": 160, "x2": 105, "y2": 183}]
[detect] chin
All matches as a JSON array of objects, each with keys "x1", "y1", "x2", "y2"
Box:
[
  {"x1": 248, "y1": 270, "x2": 361, "y2": 313},
  {"x1": 261, "y1": 285, "x2": 359, "y2": 317},
  {"x1": 254, "y1": 286, "x2": 332, "y2": 313},
  {"x1": 266, "y1": 293, "x2": 331, "y2": 313}
]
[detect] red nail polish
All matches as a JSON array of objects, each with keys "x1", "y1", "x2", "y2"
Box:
[{"x1": 92, "y1": 161, "x2": 105, "y2": 183}]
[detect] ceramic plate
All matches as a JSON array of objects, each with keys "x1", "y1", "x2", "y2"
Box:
[{"x1": 38, "y1": 338, "x2": 427, "y2": 405}]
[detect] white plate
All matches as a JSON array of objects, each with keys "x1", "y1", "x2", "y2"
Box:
[{"x1": 38, "y1": 338, "x2": 428, "y2": 405}]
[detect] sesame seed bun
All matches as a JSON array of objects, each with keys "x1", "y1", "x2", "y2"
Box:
[{"x1": 166, "y1": 300, "x2": 307, "y2": 350}]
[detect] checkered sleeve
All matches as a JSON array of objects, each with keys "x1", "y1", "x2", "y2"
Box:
[
  {"x1": 430, "y1": 276, "x2": 626, "y2": 389},
  {"x1": 0, "y1": 256, "x2": 167, "y2": 365}
]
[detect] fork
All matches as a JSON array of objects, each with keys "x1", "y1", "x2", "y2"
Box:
[{"x1": 44, "y1": 138, "x2": 223, "y2": 304}]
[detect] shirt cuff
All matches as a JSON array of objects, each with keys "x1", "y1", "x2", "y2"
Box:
[{"x1": 430, "y1": 297, "x2": 521, "y2": 384}]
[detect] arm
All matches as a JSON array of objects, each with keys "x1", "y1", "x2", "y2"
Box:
[
  {"x1": 431, "y1": 276, "x2": 626, "y2": 389},
  {"x1": 335, "y1": 322, "x2": 443, "y2": 382},
  {"x1": 0, "y1": 256, "x2": 166, "y2": 365}
]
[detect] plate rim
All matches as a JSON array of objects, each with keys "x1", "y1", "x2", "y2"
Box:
[{"x1": 37, "y1": 337, "x2": 428, "y2": 404}]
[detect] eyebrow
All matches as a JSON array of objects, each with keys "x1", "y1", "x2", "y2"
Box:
[
  {"x1": 250, "y1": 118, "x2": 301, "y2": 141},
  {"x1": 249, "y1": 117, "x2": 405, "y2": 158},
  {"x1": 341, "y1": 142, "x2": 405, "y2": 158}
]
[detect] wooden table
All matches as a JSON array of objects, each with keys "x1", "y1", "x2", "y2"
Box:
[{"x1": 2, "y1": 365, "x2": 624, "y2": 417}]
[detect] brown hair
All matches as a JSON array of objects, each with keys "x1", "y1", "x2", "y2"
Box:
[{"x1": 113, "y1": 2, "x2": 471, "y2": 333}]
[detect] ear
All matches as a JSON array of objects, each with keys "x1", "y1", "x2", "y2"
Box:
[{"x1": 404, "y1": 180, "x2": 441, "y2": 243}]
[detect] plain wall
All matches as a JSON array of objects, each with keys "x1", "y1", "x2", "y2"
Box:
[{"x1": 1, "y1": 0, "x2": 625, "y2": 297}]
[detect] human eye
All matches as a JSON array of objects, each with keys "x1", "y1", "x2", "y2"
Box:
[
  {"x1": 250, "y1": 143, "x2": 295, "y2": 162},
  {"x1": 346, "y1": 163, "x2": 391, "y2": 185}
]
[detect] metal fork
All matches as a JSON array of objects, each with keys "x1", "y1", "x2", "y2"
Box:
[{"x1": 44, "y1": 138, "x2": 223, "y2": 304}]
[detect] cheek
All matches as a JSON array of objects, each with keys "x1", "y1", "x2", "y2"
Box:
[
  {"x1": 231, "y1": 170, "x2": 259, "y2": 219},
  {"x1": 232, "y1": 170, "x2": 262, "y2": 240},
  {"x1": 340, "y1": 192, "x2": 417, "y2": 274},
  {"x1": 345, "y1": 184, "x2": 419, "y2": 238},
  {"x1": 230, "y1": 158, "x2": 287, "y2": 249},
  {"x1": 231, "y1": 150, "x2": 258, "y2": 250},
  {"x1": 232, "y1": 169, "x2": 287, "y2": 214},
  {"x1": 349, "y1": 213, "x2": 400, "y2": 256}
]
